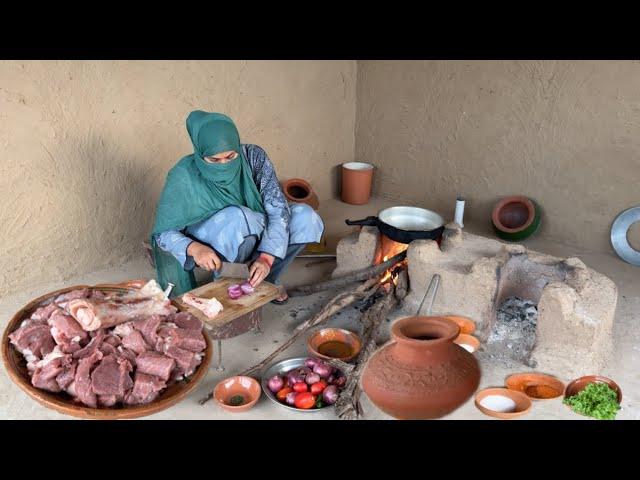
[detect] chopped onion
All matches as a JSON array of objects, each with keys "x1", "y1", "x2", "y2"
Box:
[
  {"x1": 227, "y1": 285, "x2": 243, "y2": 300},
  {"x1": 240, "y1": 282, "x2": 254, "y2": 294}
]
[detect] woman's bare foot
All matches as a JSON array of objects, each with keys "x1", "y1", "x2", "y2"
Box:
[{"x1": 272, "y1": 287, "x2": 289, "y2": 304}]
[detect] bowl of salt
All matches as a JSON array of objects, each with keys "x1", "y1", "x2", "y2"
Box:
[{"x1": 475, "y1": 387, "x2": 532, "y2": 419}]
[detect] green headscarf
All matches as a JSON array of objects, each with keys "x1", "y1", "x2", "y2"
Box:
[{"x1": 150, "y1": 110, "x2": 265, "y2": 296}]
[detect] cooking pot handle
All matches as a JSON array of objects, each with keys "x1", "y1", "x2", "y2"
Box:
[{"x1": 345, "y1": 216, "x2": 378, "y2": 227}]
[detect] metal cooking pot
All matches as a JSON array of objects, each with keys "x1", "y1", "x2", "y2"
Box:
[{"x1": 346, "y1": 206, "x2": 445, "y2": 244}]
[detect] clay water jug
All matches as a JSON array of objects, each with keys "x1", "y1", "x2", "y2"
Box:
[{"x1": 361, "y1": 316, "x2": 480, "y2": 419}]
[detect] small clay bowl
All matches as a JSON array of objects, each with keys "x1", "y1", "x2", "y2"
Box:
[
  {"x1": 443, "y1": 315, "x2": 476, "y2": 335},
  {"x1": 307, "y1": 328, "x2": 362, "y2": 362},
  {"x1": 505, "y1": 373, "x2": 565, "y2": 400},
  {"x1": 454, "y1": 333, "x2": 480, "y2": 353},
  {"x1": 213, "y1": 376, "x2": 261, "y2": 413},
  {"x1": 475, "y1": 387, "x2": 532, "y2": 419},
  {"x1": 565, "y1": 375, "x2": 622, "y2": 404}
]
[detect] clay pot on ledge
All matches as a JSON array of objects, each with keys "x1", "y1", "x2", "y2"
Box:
[
  {"x1": 491, "y1": 195, "x2": 541, "y2": 242},
  {"x1": 281, "y1": 178, "x2": 319, "y2": 210},
  {"x1": 361, "y1": 316, "x2": 481, "y2": 419}
]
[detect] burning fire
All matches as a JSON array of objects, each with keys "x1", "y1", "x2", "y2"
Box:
[{"x1": 375, "y1": 235, "x2": 409, "y2": 285}]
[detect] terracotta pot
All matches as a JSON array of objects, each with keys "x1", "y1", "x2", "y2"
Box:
[
  {"x1": 491, "y1": 195, "x2": 541, "y2": 242},
  {"x1": 281, "y1": 178, "x2": 319, "y2": 210},
  {"x1": 361, "y1": 316, "x2": 481, "y2": 419},
  {"x1": 341, "y1": 162, "x2": 374, "y2": 205}
]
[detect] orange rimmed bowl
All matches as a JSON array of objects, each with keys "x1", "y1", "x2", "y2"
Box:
[
  {"x1": 506, "y1": 373, "x2": 565, "y2": 400},
  {"x1": 213, "y1": 376, "x2": 261, "y2": 413},
  {"x1": 565, "y1": 375, "x2": 622, "y2": 404},
  {"x1": 475, "y1": 387, "x2": 532, "y2": 419},
  {"x1": 306, "y1": 328, "x2": 362, "y2": 362},
  {"x1": 442, "y1": 315, "x2": 476, "y2": 335}
]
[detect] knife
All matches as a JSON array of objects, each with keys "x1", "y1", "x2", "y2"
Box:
[{"x1": 218, "y1": 262, "x2": 250, "y2": 279}]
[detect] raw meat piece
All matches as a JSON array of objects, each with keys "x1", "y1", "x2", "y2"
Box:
[
  {"x1": 170, "y1": 312, "x2": 203, "y2": 331},
  {"x1": 121, "y1": 330, "x2": 150, "y2": 354},
  {"x1": 9, "y1": 321, "x2": 56, "y2": 358},
  {"x1": 132, "y1": 314, "x2": 163, "y2": 347},
  {"x1": 90, "y1": 290, "x2": 108, "y2": 300},
  {"x1": 31, "y1": 303, "x2": 63, "y2": 322},
  {"x1": 48, "y1": 310, "x2": 88, "y2": 344},
  {"x1": 55, "y1": 288, "x2": 90, "y2": 302},
  {"x1": 116, "y1": 345, "x2": 138, "y2": 365},
  {"x1": 67, "y1": 295, "x2": 176, "y2": 331},
  {"x1": 135, "y1": 352, "x2": 175, "y2": 381},
  {"x1": 181, "y1": 293, "x2": 223, "y2": 319},
  {"x1": 124, "y1": 372, "x2": 166, "y2": 405},
  {"x1": 164, "y1": 328, "x2": 206, "y2": 353},
  {"x1": 74, "y1": 351, "x2": 103, "y2": 408},
  {"x1": 103, "y1": 334, "x2": 121, "y2": 347},
  {"x1": 65, "y1": 380, "x2": 77, "y2": 397},
  {"x1": 99, "y1": 342, "x2": 118, "y2": 356},
  {"x1": 73, "y1": 329, "x2": 106, "y2": 359},
  {"x1": 113, "y1": 322, "x2": 135, "y2": 337},
  {"x1": 56, "y1": 362, "x2": 77, "y2": 390},
  {"x1": 31, "y1": 349, "x2": 70, "y2": 393},
  {"x1": 98, "y1": 395, "x2": 118, "y2": 407},
  {"x1": 91, "y1": 355, "x2": 133, "y2": 396},
  {"x1": 163, "y1": 345, "x2": 201, "y2": 377}
]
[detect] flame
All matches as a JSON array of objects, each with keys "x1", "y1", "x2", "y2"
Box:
[{"x1": 376, "y1": 235, "x2": 409, "y2": 284}]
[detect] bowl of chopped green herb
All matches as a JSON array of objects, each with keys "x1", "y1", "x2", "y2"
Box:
[
  {"x1": 213, "y1": 375, "x2": 261, "y2": 413},
  {"x1": 564, "y1": 376, "x2": 622, "y2": 420}
]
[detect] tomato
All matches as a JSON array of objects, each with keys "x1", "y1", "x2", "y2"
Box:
[
  {"x1": 293, "y1": 382, "x2": 308, "y2": 393},
  {"x1": 310, "y1": 380, "x2": 328, "y2": 395},
  {"x1": 294, "y1": 392, "x2": 316, "y2": 409},
  {"x1": 276, "y1": 387, "x2": 292, "y2": 401}
]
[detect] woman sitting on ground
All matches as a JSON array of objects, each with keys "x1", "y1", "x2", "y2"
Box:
[{"x1": 150, "y1": 110, "x2": 324, "y2": 304}]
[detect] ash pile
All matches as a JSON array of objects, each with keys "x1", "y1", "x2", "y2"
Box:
[{"x1": 486, "y1": 296, "x2": 538, "y2": 367}]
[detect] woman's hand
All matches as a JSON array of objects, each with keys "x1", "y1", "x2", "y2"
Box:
[
  {"x1": 187, "y1": 241, "x2": 221, "y2": 272},
  {"x1": 249, "y1": 254, "x2": 274, "y2": 287}
]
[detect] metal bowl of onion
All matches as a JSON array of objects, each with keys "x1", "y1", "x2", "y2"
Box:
[{"x1": 261, "y1": 356, "x2": 346, "y2": 412}]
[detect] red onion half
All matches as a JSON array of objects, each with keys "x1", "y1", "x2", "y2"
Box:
[
  {"x1": 227, "y1": 285, "x2": 243, "y2": 300},
  {"x1": 240, "y1": 282, "x2": 254, "y2": 294}
]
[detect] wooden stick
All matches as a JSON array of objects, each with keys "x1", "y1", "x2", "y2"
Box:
[
  {"x1": 334, "y1": 270, "x2": 408, "y2": 420},
  {"x1": 288, "y1": 251, "x2": 407, "y2": 297},
  {"x1": 292, "y1": 277, "x2": 379, "y2": 333},
  {"x1": 198, "y1": 277, "x2": 379, "y2": 405}
]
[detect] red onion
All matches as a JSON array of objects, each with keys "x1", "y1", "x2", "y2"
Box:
[
  {"x1": 322, "y1": 385, "x2": 339, "y2": 405},
  {"x1": 286, "y1": 369, "x2": 305, "y2": 386},
  {"x1": 227, "y1": 285, "x2": 243, "y2": 299},
  {"x1": 240, "y1": 282, "x2": 254, "y2": 294},
  {"x1": 313, "y1": 362, "x2": 333, "y2": 378},
  {"x1": 304, "y1": 357, "x2": 321, "y2": 368},
  {"x1": 267, "y1": 375, "x2": 284, "y2": 393},
  {"x1": 298, "y1": 366, "x2": 312, "y2": 377},
  {"x1": 327, "y1": 374, "x2": 336, "y2": 384},
  {"x1": 285, "y1": 391, "x2": 298, "y2": 406},
  {"x1": 305, "y1": 372, "x2": 321, "y2": 385}
]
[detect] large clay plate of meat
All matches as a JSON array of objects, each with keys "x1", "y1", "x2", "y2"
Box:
[{"x1": 1, "y1": 282, "x2": 212, "y2": 420}]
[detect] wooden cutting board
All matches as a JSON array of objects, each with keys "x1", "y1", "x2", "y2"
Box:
[{"x1": 173, "y1": 278, "x2": 281, "y2": 329}]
